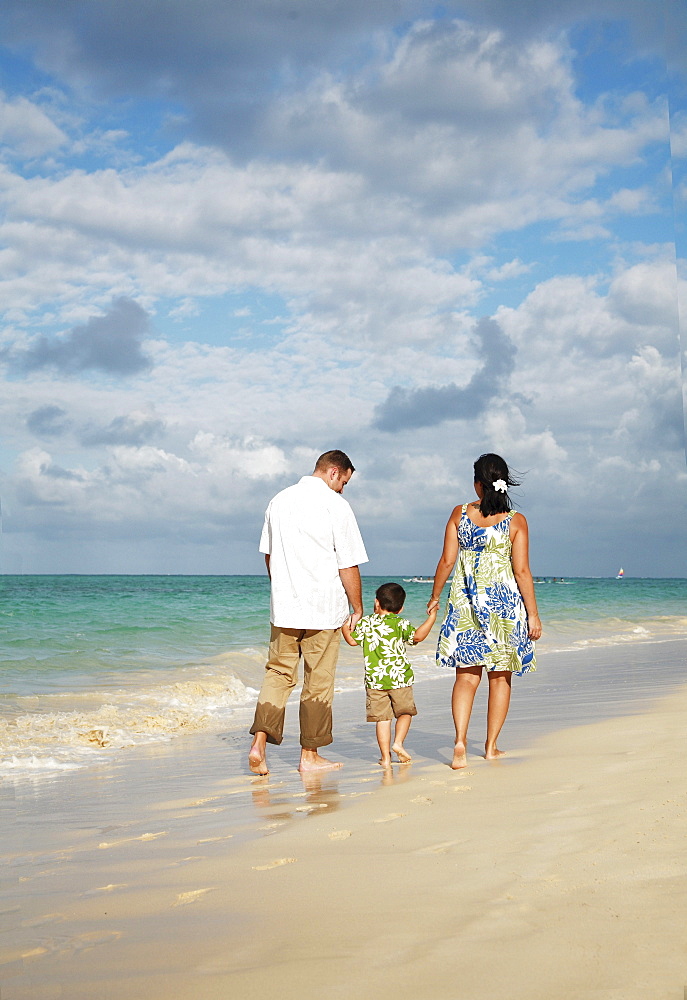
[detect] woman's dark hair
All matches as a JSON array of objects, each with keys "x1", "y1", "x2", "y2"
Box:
[
  {"x1": 473, "y1": 453, "x2": 520, "y2": 516},
  {"x1": 376, "y1": 582, "x2": 406, "y2": 614}
]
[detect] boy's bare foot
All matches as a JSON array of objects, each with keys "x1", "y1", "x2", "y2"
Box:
[
  {"x1": 485, "y1": 746, "x2": 506, "y2": 760},
  {"x1": 451, "y1": 740, "x2": 467, "y2": 769},
  {"x1": 248, "y1": 744, "x2": 269, "y2": 775},
  {"x1": 392, "y1": 743, "x2": 412, "y2": 763},
  {"x1": 298, "y1": 751, "x2": 343, "y2": 772}
]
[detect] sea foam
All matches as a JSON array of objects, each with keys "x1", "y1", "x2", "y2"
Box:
[{"x1": 0, "y1": 669, "x2": 255, "y2": 779}]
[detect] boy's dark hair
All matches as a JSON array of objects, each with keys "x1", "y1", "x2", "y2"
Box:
[
  {"x1": 314, "y1": 449, "x2": 354, "y2": 474},
  {"x1": 376, "y1": 582, "x2": 406, "y2": 614}
]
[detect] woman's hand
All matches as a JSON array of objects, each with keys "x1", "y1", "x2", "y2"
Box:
[
  {"x1": 427, "y1": 596, "x2": 441, "y2": 613},
  {"x1": 528, "y1": 614, "x2": 542, "y2": 641}
]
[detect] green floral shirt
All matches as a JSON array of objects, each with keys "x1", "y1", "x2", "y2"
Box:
[{"x1": 351, "y1": 613, "x2": 416, "y2": 690}]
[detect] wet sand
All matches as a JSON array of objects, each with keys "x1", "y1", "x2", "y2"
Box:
[{"x1": 1, "y1": 639, "x2": 686, "y2": 999}]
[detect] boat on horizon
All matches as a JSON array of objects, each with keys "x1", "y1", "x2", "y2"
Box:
[{"x1": 616, "y1": 567, "x2": 625, "y2": 579}]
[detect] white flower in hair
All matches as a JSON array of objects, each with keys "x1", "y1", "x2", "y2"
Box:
[{"x1": 492, "y1": 479, "x2": 507, "y2": 492}]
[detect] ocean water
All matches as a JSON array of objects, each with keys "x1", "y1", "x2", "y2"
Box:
[{"x1": 1, "y1": 574, "x2": 686, "y2": 778}]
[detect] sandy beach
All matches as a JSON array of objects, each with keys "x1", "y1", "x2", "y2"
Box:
[{"x1": 1, "y1": 639, "x2": 686, "y2": 1000}]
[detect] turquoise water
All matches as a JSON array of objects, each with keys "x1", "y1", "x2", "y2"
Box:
[
  {"x1": 1, "y1": 575, "x2": 685, "y2": 775},
  {"x1": 2, "y1": 575, "x2": 685, "y2": 691}
]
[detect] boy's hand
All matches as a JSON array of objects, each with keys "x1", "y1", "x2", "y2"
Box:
[{"x1": 341, "y1": 615, "x2": 361, "y2": 647}]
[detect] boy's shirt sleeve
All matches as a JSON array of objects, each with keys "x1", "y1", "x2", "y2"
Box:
[
  {"x1": 400, "y1": 618, "x2": 416, "y2": 643},
  {"x1": 351, "y1": 618, "x2": 367, "y2": 643}
]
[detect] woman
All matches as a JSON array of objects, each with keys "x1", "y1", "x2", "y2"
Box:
[{"x1": 427, "y1": 453, "x2": 541, "y2": 769}]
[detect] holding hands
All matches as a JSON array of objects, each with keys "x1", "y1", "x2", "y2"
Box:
[{"x1": 427, "y1": 598, "x2": 542, "y2": 641}]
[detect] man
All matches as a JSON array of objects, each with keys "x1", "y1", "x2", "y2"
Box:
[{"x1": 248, "y1": 450, "x2": 368, "y2": 774}]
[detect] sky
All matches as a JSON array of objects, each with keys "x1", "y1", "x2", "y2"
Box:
[{"x1": 0, "y1": 0, "x2": 685, "y2": 578}]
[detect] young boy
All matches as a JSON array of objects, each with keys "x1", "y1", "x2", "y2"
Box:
[{"x1": 342, "y1": 582, "x2": 437, "y2": 766}]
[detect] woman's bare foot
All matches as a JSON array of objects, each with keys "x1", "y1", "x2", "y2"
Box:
[
  {"x1": 248, "y1": 743, "x2": 269, "y2": 775},
  {"x1": 451, "y1": 740, "x2": 467, "y2": 769},
  {"x1": 378, "y1": 755, "x2": 392, "y2": 767},
  {"x1": 298, "y1": 751, "x2": 343, "y2": 772},
  {"x1": 392, "y1": 742, "x2": 412, "y2": 763},
  {"x1": 485, "y1": 745, "x2": 506, "y2": 760}
]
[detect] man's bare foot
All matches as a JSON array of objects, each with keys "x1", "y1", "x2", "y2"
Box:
[
  {"x1": 485, "y1": 746, "x2": 506, "y2": 760},
  {"x1": 392, "y1": 743, "x2": 412, "y2": 763},
  {"x1": 248, "y1": 740, "x2": 269, "y2": 775},
  {"x1": 378, "y1": 756, "x2": 392, "y2": 767},
  {"x1": 298, "y1": 751, "x2": 343, "y2": 772},
  {"x1": 451, "y1": 740, "x2": 467, "y2": 769}
]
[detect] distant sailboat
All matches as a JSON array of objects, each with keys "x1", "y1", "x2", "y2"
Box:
[{"x1": 616, "y1": 567, "x2": 624, "y2": 579}]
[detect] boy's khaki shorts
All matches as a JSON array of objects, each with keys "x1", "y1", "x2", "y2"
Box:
[{"x1": 365, "y1": 685, "x2": 417, "y2": 722}]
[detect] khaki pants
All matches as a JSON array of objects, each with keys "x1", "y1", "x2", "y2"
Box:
[{"x1": 250, "y1": 626, "x2": 341, "y2": 749}]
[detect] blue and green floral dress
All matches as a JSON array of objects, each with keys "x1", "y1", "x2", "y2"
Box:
[{"x1": 437, "y1": 505, "x2": 536, "y2": 675}]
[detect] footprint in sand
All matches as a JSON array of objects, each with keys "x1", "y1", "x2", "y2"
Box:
[
  {"x1": 82, "y1": 884, "x2": 128, "y2": 897},
  {"x1": 60, "y1": 931, "x2": 122, "y2": 955},
  {"x1": 98, "y1": 832, "x2": 167, "y2": 849},
  {"x1": 448, "y1": 785, "x2": 472, "y2": 792},
  {"x1": 21, "y1": 947, "x2": 50, "y2": 959},
  {"x1": 373, "y1": 813, "x2": 405, "y2": 824},
  {"x1": 411, "y1": 795, "x2": 433, "y2": 805},
  {"x1": 1, "y1": 944, "x2": 50, "y2": 964},
  {"x1": 252, "y1": 857, "x2": 297, "y2": 870},
  {"x1": 21, "y1": 912, "x2": 65, "y2": 928},
  {"x1": 426, "y1": 772, "x2": 474, "y2": 786},
  {"x1": 415, "y1": 840, "x2": 460, "y2": 854},
  {"x1": 173, "y1": 888, "x2": 215, "y2": 907},
  {"x1": 328, "y1": 830, "x2": 352, "y2": 841}
]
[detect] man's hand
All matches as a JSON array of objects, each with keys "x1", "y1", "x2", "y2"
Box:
[{"x1": 346, "y1": 610, "x2": 363, "y2": 630}]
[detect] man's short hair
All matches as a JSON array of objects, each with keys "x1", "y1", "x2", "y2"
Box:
[
  {"x1": 376, "y1": 582, "x2": 406, "y2": 614},
  {"x1": 314, "y1": 450, "x2": 355, "y2": 474}
]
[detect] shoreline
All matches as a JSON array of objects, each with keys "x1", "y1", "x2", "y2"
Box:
[
  {"x1": 2, "y1": 632, "x2": 687, "y2": 781},
  {"x1": 2, "y1": 638, "x2": 687, "y2": 998}
]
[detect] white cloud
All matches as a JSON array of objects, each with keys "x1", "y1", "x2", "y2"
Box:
[
  {"x1": 484, "y1": 258, "x2": 533, "y2": 281},
  {"x1": 671, "y1": 112, "x2": 687, "y2": 159},
  {"x1": 264, "y1": 24, "x2": 668, "y2": 222},
  {"x1": 0, "y1": 2, "x2": 684, "y2": 575},
  {"x1": 608, "y1": 260, "x2": 680, "y2": 331},
  {"x1": 2, "y1": 251, "x2": 680, "y2": 571},
  {"x1": 0, "y1": 19, "x2": 671, "y2": 336},
  {"x1": 0, "y1": 92, "x2": 66, "y2": 157},
  {"x1": 606, "y1": 186, "x2": 656, "y2": 214}
]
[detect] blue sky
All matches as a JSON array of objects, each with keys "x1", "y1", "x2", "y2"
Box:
[{"x1": 0, "y1": 0, "x2": 685, "y2": 577}]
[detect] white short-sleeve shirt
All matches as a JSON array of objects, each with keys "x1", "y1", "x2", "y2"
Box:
[{"x1": 259, "y1": 476, "x2": 368, "y2": 629}]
